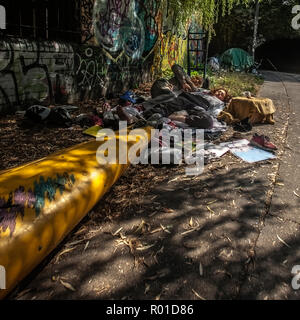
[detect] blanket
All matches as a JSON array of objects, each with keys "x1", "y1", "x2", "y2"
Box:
[{"x1": 218, "y1": 97, "x2": 276, "y2": 125}]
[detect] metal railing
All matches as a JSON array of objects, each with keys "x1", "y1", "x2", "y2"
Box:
[{"x1": 187, "y1": 29, "x2": 209, "y2": 80}]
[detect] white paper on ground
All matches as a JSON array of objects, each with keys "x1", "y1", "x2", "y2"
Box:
[
  {"x1": 231, "y1": 145, "x2": 276, "y2": 163},
  {"x1": 204, "y1": 143, "x2": 230, "y2": 159},
  {"x1": 219, "y1": 139, "x2": 250, "y2": 149}
]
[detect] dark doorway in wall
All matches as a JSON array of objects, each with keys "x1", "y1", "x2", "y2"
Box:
[
  {"x1": 0, "y1": 0, "x2": 81, "y2": 42},
  {"x1": 256, "y1": 38, "x2": 300, "y2": 74}
]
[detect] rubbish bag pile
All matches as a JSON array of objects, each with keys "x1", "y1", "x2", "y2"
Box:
[{"x1": 21, "y1": 63, "x2": 277, "y2": 166}]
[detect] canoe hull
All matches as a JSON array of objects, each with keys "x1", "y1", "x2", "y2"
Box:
[{"x1": 0, "y1": 128, "x2": 150, "y2": 299}]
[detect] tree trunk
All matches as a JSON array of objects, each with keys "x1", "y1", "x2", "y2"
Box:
[{"x1": 252, "y1": 0, "x2": 260, "y2": 61}]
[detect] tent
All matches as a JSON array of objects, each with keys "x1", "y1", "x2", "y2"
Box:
[{"x1": 220, "y1": 48, "x2": 254, "y2": 72}]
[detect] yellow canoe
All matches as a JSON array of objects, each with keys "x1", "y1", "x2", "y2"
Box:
[{"x1": 0, "y1": 127, "x2": 151, "y2": 299}]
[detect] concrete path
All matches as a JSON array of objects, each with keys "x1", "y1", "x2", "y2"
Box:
[{"x1": 239, "y1": 71, "x2": 300, "y2": 299}]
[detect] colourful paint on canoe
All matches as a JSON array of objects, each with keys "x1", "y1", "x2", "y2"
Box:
[{"x1": 0, "y1": 128, "x2": 151, "y2": 299}]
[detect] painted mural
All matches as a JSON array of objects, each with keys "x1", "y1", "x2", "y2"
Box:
[
  {"x1": 152, "y1": 3, "x2": 189, "y2": 77},
  {"x1": 91, "y1": 0, "x2": 161, "y2": 94},
  {"x1": 0, "y1": 173, "x2": 76, "y2": 237},
  {"x1": 159, "y1": 33, "x2": 188, "y2": 75},
  {"x1": 93, "y1": 0, "x2": 159, "y2": 61}
]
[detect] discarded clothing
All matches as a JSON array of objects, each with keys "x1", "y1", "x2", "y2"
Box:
[
  {"x1": 25, "y1": 105, "x2": 51, "y2": 122},
  {"x1": 75, "y1": 114, "x2": 103, "y2": 128},
  {"x1": 204, "y1": 118, "x2": 227, "y2": 141},
  {"x1": 218, "y1": 97, "x2": 276, "y2": 125},
  {"x1": 120, "y1": 91, "x2": 137, "y2": 104},
  {"x1": 233, "y1": 117, "x2": 253, "y2": 132},
  {"x1": 117, "y1": 106, "x2": 144, "y2": 125},
  {"x1": 186, "y1": 114, "x2": 213, "y2": 130},
  {"x1": 151, "y1": 79, "x2": 174, "y2": 98},
  {"x1": 142, "y1": 91, "x2": 215, "y2": 127},
  {"x1": 205, "y1": 118, "x2": 227, "y2": 134},
  {"x1": 208, "y1": 57, "x2": 220, "y2": 72},
  {"x1": 169, "y1": 110, "x2": 189, "y2": 123},
  {"x1": 103, "y1": 110, "x2": 120, "y2": 130},
  {"x1": 47, "y1": 107, "x2": 73, "y2": 127},
  {"x1": 25, "y1": 105, "x2": 77, "y2": 127},
  {"x1": 191, "y1": 91, "x2": 225, "y2": 117}
]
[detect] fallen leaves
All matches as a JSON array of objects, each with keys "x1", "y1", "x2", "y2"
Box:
[
  {"x1": 192, "y1": 289, "x2": 206, "y2": 300},
  {"x1": 277, "y1": 235, "x2": 291, "y2": 248},
  {"x1": 219, "y1": 248, "x2": 234, "y2": 259},
  {"x1": 180, "y1": 217, "x2": 202, "y2": 236},
  {"x1": 207, "y1": 206, "x2": 216, "y2": 218},
  {"x1": 134, "y1": 220, "x2": 151, "y2": 235},
  {"x1": 199, "y1": 262, "x2": 204, "y2": 277},
  {"x1": 146, "y1": 269, "x2": 170, "y2": 281},
  {"x1": 60, "y1": 279, "x2": 76, "y2": 292},
  {"x1": 83, "y1": 241, "x2": 90, "y2": 252},
  {"x1": 207, "y1": 200, "x2": 217, "y2": 205},
  {"x1": 162, "y1": 207, "x2": 175, "y2": 214},
  {"x1": 54, "y1": 247, "x2": 76, "y2": 264},
  {"x1": 144, "y1": 283, "x2": 151, "y2": 295},
  {"x1": 94, "y1": 286, "x2": 110, "y2": 295},
  {"x1": 136, "y1": 243, "x2": 156, "y2": 252},
  {"x1": 214, "y1": 269, "x2": 232, "y2": 278},
  {"x1": 112, "y1": 227, "x2": 123, "y2": 236},
  {"x1": 294, "y1": 191, "x2": 300, "y2": 198},
  {"x1": 114, "y1": 232, "x2": 156, "y2": 255},
  {"x1": 15, "y1": 288, "x2": 32, "y2": 299},
  {"x1": 0, "y1": 113, "x2": 91, "y2": 172}
]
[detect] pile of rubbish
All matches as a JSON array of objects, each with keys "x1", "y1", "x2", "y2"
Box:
[{"x1": 21, "y1": 63, "x2": 277, "y2": 167}]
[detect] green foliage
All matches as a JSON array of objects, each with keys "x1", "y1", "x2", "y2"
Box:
[
  {"x1": 161, "y1": 68, "x2": 175, "y2": 80},
  {"x1": 161, "y1": 0, "x2": 253, "y2": 34},
  {"x1": 191, "y1": 70, "x2": 201, "y2": 77},
  {"x1": 210, "y1": 0, "x2": 300, "y2": 54}
]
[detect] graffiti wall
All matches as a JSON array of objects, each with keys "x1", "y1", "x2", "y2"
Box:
[
  {"x1": 158, "y1": 33, "x2": 188, "y2": 75},
  {"x1": 0, "y1": 38, "x2": 76, "y2": 113},
  {"x1": 0, "y1": 35, "x2": 155, "y2": 114},
  {"x1": 91, "y1": 0, "x2": 160, "y2": 93},
  {"x1": 75, "y1": 46, "x2": 109, "y2": 100},
  {"x1": 151, "y1": 3, "x2": 190, "y2": 78},
  {"x1": 92, "y1": 0, "x2": 159, "y2": 59},
  {"x1": 0, "y1": 0, "x2": 195, "y2": 114}
]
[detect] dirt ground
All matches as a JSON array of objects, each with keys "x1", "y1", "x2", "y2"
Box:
[{"x1": 1, "y1": 72, "x2": 299, "y2": 300}]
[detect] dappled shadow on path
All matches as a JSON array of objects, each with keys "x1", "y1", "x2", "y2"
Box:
[{"x1": 7, "y1": 158, "x2": 299, "y2": 300}]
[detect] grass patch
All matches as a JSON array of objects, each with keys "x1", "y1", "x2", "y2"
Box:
[
  {"x1": 161, "y1": 67, "x2": 264, "y2": 97},
  {"x1": 209, "y1": 71, "x2": 264, "y2": 97},
  {"x1": 162, "y1": 67, "x2": 264, "y2": 97}
]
